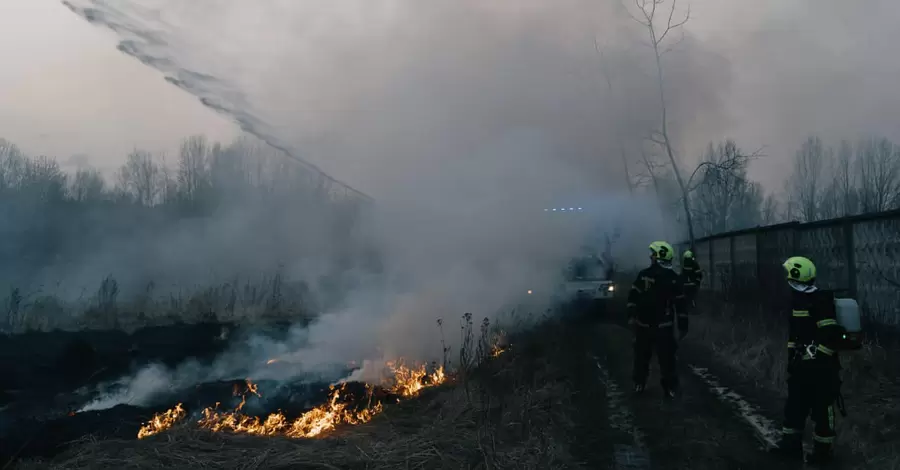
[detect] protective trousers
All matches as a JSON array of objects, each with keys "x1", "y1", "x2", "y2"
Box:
[
  {"x1": 632, "y1": 325, "x2": 678, "y2": 391},
  {"x1": 781, "y1": 364, "x2": 839, "y2": 447},
  {"x1": 684, "y1": 285, "x2": 698, "y2": 308}
]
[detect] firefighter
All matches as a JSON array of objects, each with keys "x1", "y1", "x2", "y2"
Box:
[
  {"x1": 680, "y1": 250, "x2": 703, "y2": 308},
  {"x1": 626, "y1": 241, "x2": 689, "y2": 398},
  {"x1": 771, "y1": 256, "x2": 845, "y2": 465}
]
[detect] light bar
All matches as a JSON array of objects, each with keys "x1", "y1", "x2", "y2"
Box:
[{"x1": 544, "y1": 207, "x2": 586, "y2": 212}]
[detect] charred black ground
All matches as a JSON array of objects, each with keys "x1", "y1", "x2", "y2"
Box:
[
  {"x1": 1, "y1": 374, "x2": 389, "y2": 464},
  {"x1": 0, "y1": 320, "x2": 331, "y2": 466}
]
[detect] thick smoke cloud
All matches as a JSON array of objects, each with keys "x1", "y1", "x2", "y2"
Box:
[{"x1": 62, "y1": 0, "x2": 731, "y2": 407}]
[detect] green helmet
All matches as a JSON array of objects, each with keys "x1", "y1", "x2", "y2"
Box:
[
  {"x1": 649, "y1": 241, "x2": 674, "y2": 262},
  {"x1": 683, "y1": 250, "x2": 694, "y2": 260},
  {"x1": 783, "y1": 256, "x2": 816, "y2": 284}
]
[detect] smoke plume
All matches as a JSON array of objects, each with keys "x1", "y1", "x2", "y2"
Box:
[{"x1": 62, "y1": 0, "x2": 728, "y2": 407}]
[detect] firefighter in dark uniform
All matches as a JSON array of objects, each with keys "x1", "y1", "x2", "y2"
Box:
[
  {"x1": 680, "y1": 250, "x2": 703, "y2": 308},
  {"x1": 626, "y1": 241, "x2": 689, "y2": 398},
  {"x1": 771, "y1": 256, "x2": 845, "y2": 465}
]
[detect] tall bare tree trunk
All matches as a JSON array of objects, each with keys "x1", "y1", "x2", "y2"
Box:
[{"x1": 652, "y1": 42, "x2": 694, "y2": 248}]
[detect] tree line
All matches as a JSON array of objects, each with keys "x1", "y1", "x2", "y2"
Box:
[
  {"x1": 0, "y1": 135, "x2": 373, "y2": 297},
  {"x1": 0, "y1": 135, "x2": 360, "y2": 210},
  {"x1": 630, "y1": 133, "x2": 900, "y2": 240}
]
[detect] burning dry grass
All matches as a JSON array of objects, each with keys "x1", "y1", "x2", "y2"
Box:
[
  {"x1": 15, "y1": 316, "x2": 577, "y2": 470},
  {"x1": 690, "y1": 296, "x2": 900, "y2": 470},
  {"x1": 137, "y1": 362, "x2": 446, "y2": 441}
]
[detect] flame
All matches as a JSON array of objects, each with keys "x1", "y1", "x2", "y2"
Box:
[
  {"x1": 491, "y1": 330, "x2": 509, "y2": 357},
  {"x1": 385, "y1": 361, "x2": 446, "y2": 398},
  {"x1": 137, "y1": 403, "x2": 187, "y2": 439},
  {"x1": 266, "y1": 358, "x2": 279, "y2": 365},
  {"x1": 135, "y1": 361, "x2": 448, "y2": 440},
  {"x1": 198, "y1": 382, "x2": 385, "y2": 438}
]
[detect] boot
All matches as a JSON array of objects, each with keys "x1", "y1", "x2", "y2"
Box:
[
  {"x1": 768, "y1": 433, "x2": 803, "y2": 461},
  {"x1": 805, "y1": 440, "x2": 834, "y2": 466}
]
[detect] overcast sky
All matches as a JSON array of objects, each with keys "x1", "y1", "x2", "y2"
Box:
[
  {"x1": 0, "y1": 0, "x2": 236, "y2": 174},
  {"x1": 2, "y1": 0, "x2": 900, "y2": 191}
]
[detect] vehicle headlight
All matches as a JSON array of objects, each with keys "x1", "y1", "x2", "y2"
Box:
[
  {"x1": 527, "y1": 289, "x2": 533, "y2": 295},
  {"x1": 607, "y1": 285, "x2": 615, "y2": 292}
]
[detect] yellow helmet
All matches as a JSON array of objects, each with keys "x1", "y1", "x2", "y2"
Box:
[
  {"x1": 783, "y1": 256, "x2": 816, "y2": 284},
  {"x1": 649, "y1": 241, "x2": 674, "y2": 262},
  {"x1": 683, "y1": 250, "x2": 694, "y2": 259}
]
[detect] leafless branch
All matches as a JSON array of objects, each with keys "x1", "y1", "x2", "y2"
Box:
[
  {"x1": 687, "y1": 145, "x2": 765, "y2": 193},
  {"x1": 657, "y1": 1, "x2": 691, "y2": 45},
  {"x1": 661, "y1": 29, "x2": 687, "y2": 54},
  {"x1": 622, "y1": 0, "x2": 651, "y2": 27}
]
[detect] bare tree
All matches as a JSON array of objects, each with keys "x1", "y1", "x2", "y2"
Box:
[
  {"x1": 855, "y1": 136, "x2": 900, "y2": 213},
  {"x1": 71, "y1": 167, "x2": 106, "y2": 202},
  {"x1": 20, "y1": 155, "x2": 67, "y2": 202},
  {"x1": 819, "y1": 139, "x2": 857, "y2": 219},
  {"x1": 210, "y1": 139, "x2": 253, "y2": 196},
  {"x1": 633, "y1": 145, "x2": 665, "y2": 199},
  {"x1": 835, "y1": 139, "x2": 857, "y2": 216},
  {"x1": 689, "y1": 140, "x2": 762, "y2": 235},
  {"x1": 623, "y1": 0, "x2": 696, "y2": 245},
  {"x1": 760, "y1": 193, "x2": 780, "y2": 225},
  {"x1": 786, "y1": 135, "x2": 829, "y2": 222},
  {"x1": 117, "y1": 149, "x2": 161, "y2": 206},
  {"x1": 177, "y1": 135, "x2": 212, "y2": 204},
  {"x1": 0, "y1": 138, "x2": 25, "y2": 192}
]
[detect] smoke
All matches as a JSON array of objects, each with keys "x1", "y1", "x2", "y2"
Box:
[
  {"x1": 661, "y1": 0, "x2": 900, "y2": 187},
  {"x1": 60, "y1": 0, "x2": 729, "y2": 408}
]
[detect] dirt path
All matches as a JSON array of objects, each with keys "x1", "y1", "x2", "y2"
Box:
[
  {"x1": 571, "y1": 322, "x2": 804, "y2": 470},
  {"x1": 565, "y1": 318, "x2": 651, "y2": 469}
]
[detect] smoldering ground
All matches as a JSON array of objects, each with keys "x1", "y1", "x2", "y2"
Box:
[{"x1": 55, "y1": 0, "x2": 730, "y2": 407}]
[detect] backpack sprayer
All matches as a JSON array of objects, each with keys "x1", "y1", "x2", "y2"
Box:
[{"x1": 826, "y1": 289, "x2": 863, "y2": 351}]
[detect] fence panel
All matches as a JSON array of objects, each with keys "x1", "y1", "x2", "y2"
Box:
[
  {"x1": 712, "y1": 237, "x2": 732, "y2": 293},
  {"x1": 686, "y1": 211, "x2": 900, "y2": 328},
  {"x1": 853, "y1": 217, "x2": 900, "y2": 325},
  {"x1": 749, "y1": 226, "x2": 794, "y2": 309},
  {"x1": 695, "y1": 240, "x2": 712, "y2": 290},
  {"x1": 732, "y1": 233, "x2": 758, "y2": 297},
  {"x1": 795, "y1": 224, "x2": 850, "y2": 292}
]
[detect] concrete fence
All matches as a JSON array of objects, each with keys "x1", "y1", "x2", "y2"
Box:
[{"x1": 678, "y1": 210, "x2": 900, "y2": 326}]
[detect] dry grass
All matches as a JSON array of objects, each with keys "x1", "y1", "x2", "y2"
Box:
[
  {"x1": 12, "y1": 317, "x2": 577, "y2": 470},
  {"x1": 690, "y1": 297, "x2": 900, "y2": 469}
]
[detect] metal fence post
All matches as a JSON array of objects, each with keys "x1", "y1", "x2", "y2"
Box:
[
  {"x1": 844, "y1": 220, "x2": 857, "y2": 298},
  {"x1": 709, "y1": 239, "x2": 715, "y2": 295},
  {"x1": 729, "y1": 235, "x2": 736, "y2": 297},
  {"x1": 755, "y1": 231, "x2": 762, "y2": 293}
]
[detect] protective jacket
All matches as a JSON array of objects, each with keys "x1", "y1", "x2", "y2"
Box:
[
  {"x1": 779, "y1": 288, "x2": 845, "y2": 459},
  {"x1": 627, "y1": 263, "x2": 688, "y2": 331},
  {"x1": 626, "y1": 263, "x2": 688, "y2": 393},
  {"x1": 786, "y1": 289, "x2": 844, "y2": 368},
  {"x1": 680, "y1": 258, "x2": 702, "y2": 299}
]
